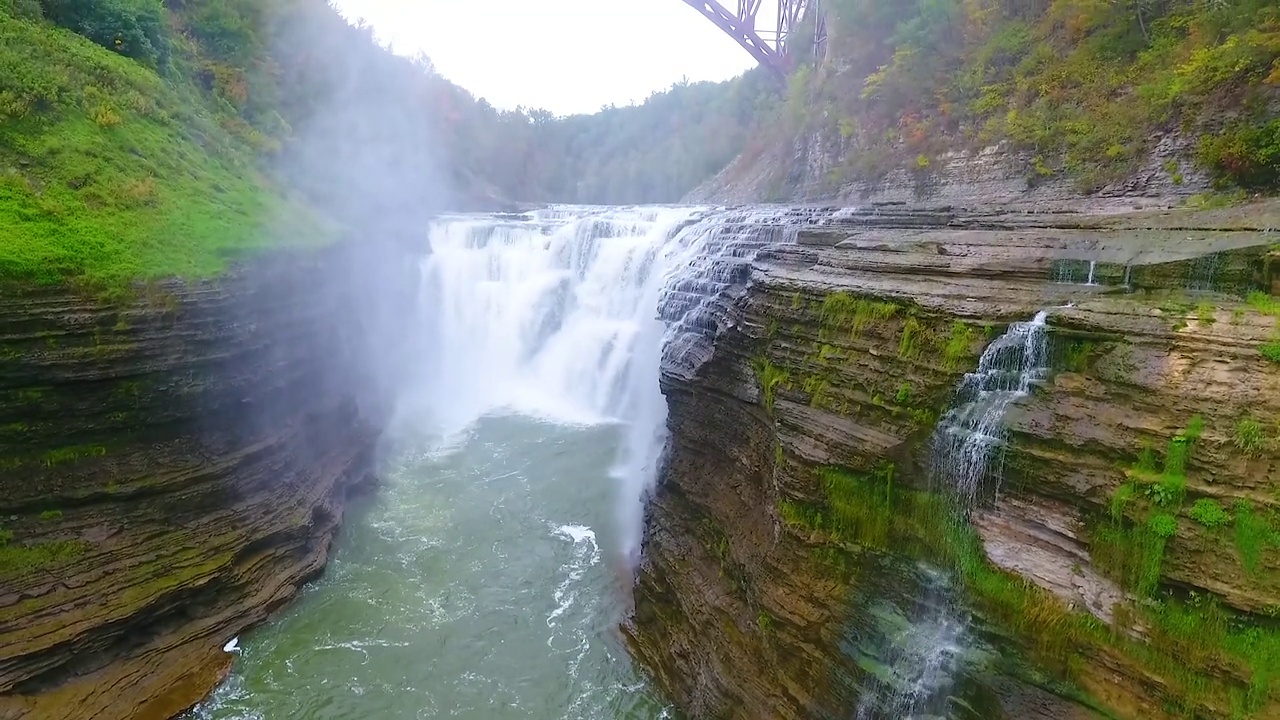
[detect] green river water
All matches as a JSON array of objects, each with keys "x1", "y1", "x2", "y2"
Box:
[{"x1": 191, "y1": 415, "x2": 669, "y2": 720}]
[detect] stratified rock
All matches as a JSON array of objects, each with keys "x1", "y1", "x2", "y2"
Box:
[
  {"x1": 0, "y1": 242, "x2": 417, "y2": 720},
  {"x1": 629, "y1": 201, "x2": 1280, "y2": 720}
]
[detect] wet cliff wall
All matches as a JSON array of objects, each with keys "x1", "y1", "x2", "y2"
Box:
[
  {"x1": 628, "y1": 202, "x2": 1280, "y2": 720},
  {"x1": 0, "y1": 241, "x2": 418, "y2": 720}
]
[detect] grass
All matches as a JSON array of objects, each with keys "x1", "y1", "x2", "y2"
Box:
[
  {"x1": 819, "y1": 292, "x2": 897, "y2": 339},
  {"x1": 1233, "y1": 501, "x2": 1278, "y2": 576},
  {"x1": 941, "y1": 321, "x2": 977, "y2": 371},
  {"x1": 1261, "y1": 341, "x2": 1280, "y2": 364},
  {"x1": 752, "y1": 356, "x2": 789, "y2": 413},
  {"x1": 1197, "y1": 302, "x2": 1217, "y2": 326},
  {"x1": 898, "y1": 317, "x2": 925, "y2": 359},
  {"x1": 38, "y1": 509, "x2": 63, "y2": 521},
  {"x1": 1234, "y1": 418, "x2": 1268, "y2": 456},
  {"x1": 0, "y1": 13, "x2": 330, "y2": 290}
]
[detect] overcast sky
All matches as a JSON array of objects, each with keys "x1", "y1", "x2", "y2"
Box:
[{"x1": 330, "y1": 0, "x2": 757, "y2": 116}]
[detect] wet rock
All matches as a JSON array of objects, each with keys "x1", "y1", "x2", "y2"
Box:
[{"x1": 0, "y1": 242, "x2": 416, "y2": 719}]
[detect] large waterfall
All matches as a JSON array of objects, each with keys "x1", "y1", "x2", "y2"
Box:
[{"x1": 406, "y1": 206, "x2": 790, "y2": 566}]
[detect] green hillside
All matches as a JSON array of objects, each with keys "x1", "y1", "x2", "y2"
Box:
[
  {"x1": 0, "y1": 1, "x2": 333, "y2": 292},
  {"x1": 769, "y1": 0, "x2": 1280, "y2": 194}
]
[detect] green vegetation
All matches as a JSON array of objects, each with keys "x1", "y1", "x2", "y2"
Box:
[
  {"x1": 1247, "y1": 291, "x2": 1280, "y2": 316},
  {"x1": 941, "y1": 322, "x2": 977, "y2": 370},
  {"x1": 0, "y1": 529, "x2": 88, "y2": 576},
  {"x1": 0, "y1": 4, "x2": 334, "y2": 289},
  {"x1": 38, "y1": 509, "x2": 63, "y2": 521},
  {"x1": 785, "y1": 459, "x2": 1280, "y2": 715},
  {"x1": 0, "y1": 0, "x2": 766, "y2": 289},
  {"x1": 1233, "y1": 501, "x2": 1279, "y2": 576},
  {"x1": 1234, "y1": 417, "x2": 1268, "y2": 456},
  {"x1": 752, "y1": 356, "x2": 790, "y2": 412},
  {"x1": 1196, "y1": 302, "x2": 1217, "y2": 326},
  {"x1": 1261, "y1": 341, "x2": 1280, "y2": 364},
  {"x1": 775, "y1": 0, "x2": 1280, "y2": 193},
  {"x1": 819, "y1": 292, "x2": 898, "y2": 339},
  {"x1": 898, "y1": 318, "x2": 925, "y2": 359},
  {"x1": 1189, "y1": 498, "x2": 1231, "y2": 529}
]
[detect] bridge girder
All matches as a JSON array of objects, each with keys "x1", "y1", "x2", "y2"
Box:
[{"x1": 679, "y1": 0, "x2": 826, "y2": 78}]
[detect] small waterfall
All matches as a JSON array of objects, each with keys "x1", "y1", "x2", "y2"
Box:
[
  {"x1": 930, "y1": 311, "x2": 1049, "y2": 508},
  {"x1": 1086, "y1": 260, "x2": 1097, "y2": 286},
  {"x1": 408, "y1": 206, "x2": 795, "y2": 567},
  {"x1": 858, "y1": 312, "x2": 1050, "y2": 719}
]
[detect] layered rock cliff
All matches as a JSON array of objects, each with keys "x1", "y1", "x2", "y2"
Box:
[
  {"x1": 0, "y1": 242, "x2": 416, "y2": 719},
  {"x1": 628, "y1": 200, "x2": 1280, "y2": 719}
]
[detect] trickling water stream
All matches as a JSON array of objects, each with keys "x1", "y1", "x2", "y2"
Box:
[{"x1": 857, "y1": 312, "x2": 1050, "y2": 719}]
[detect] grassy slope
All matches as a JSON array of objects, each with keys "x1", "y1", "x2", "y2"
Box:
[{"x1": 0, "y1": 11, "x2": 324, "y2": 290}]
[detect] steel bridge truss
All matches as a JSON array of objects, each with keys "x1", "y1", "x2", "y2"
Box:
[{"x1": 680, "y1": 0, "x2": 826, "y2": 77}]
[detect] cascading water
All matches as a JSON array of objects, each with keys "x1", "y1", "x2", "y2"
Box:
[
  {"x1": 407, "y1": 205, "x2": 794, "y2": 567},
  {"x1": 857, "y1": 312, "x2": 1050, "y2": 719}
]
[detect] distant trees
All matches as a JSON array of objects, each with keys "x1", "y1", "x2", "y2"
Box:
[{"x1": 39, "y1": 0, "x2": 169, "y2": 67}]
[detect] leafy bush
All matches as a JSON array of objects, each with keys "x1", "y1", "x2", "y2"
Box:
[
  {"x1": 1189, "y1": 499, "x2": 1231, "y2": 529},
  {"x1": 1, "y1": 0, "x2": 42, "y2": 20},
  {"x1": 1197, "y1": 120, "x2": 1280, "y2": 190},
  {"x1": 38, "y1": 0, "x2": 169, "y2": 67},
  {"x1": 1149, "y1": 514, "x2": 1179, "y2": 540}
]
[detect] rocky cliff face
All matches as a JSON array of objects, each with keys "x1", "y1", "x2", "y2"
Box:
[
  {"x1": 686, "y1": 132, "x2": 1211, "y2": 209},
  {"x1": 628, "y1": 201, "x2": 1280, "y2": 720},
  {"x1": 0, "y1": 242, "x2": 417, "y2": 720}
]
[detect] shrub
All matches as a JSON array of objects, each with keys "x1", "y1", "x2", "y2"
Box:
[
  {"x1": 39, "y1": 0, "x2": 169, "y2": 67},
  {"x1": 1196, "y1": 119, "x2": 1280, "y2": 190},
  {"x1": 1, "y1": 0, "x2": 42, "y2": 20},
  {"x1": 1189, "y1": 499, "x2": 1231, "y2": 529},
  {"x1": 1149, "y1": 513, "x2": 1179, "y2": 539}
]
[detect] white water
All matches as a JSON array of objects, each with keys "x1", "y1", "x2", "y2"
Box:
[
  {"x1": 861, "y1": 312, "x2": 1051, "y2": 719},
  {"x1": 929, "y1": 311, "x2": 1049, "y2": 508},
  {"x1": 405, "y1": 206, "x2": 791, "y2": 567}
]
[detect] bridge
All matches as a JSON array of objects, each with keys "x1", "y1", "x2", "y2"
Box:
[{"x1": 679, "y1": 0, "x2": 826, "y2": 77}]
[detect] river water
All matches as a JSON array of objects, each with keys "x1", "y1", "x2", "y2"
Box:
[
  {"x1": 191, "y1": 205, "x2": 784, "y2": 719},
  {"x1": 192, "y1": 417, "x2": 668, "y2": 720}
]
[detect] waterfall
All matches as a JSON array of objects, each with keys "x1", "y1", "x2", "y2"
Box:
[
  {"x1": 1086, "y1": 260, "x2": 1097, "y2": 286},
  {"x1": 858, "y1": 312, "x2": 1050, "y2": 719},
  {"x1": 407, "y1": 206, "x2": 793, "y2": 567},
  {"x1": 929, "y1": 311, "x2": 1049, "y2": 509}
]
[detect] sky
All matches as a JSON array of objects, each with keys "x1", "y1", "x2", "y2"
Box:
[{"x1": 330, "y1": 0, "x2": 758, "y2": 116}]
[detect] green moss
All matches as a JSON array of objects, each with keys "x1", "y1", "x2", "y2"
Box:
[
  {"x1": 1247, "y1": 292, "x2": 1280, "y2": 316},
  {"x1": 38, "y1": 509, "x2": 63, "y2": 521},
  {"x1": 1062, "y1": 340, "x2": 1094, "y2": 373},
  {"x1": 41, "y1": 444, "x2": 107, "y2": 467},
  {"x1": 0, "y1": 538, "x2": 90, "y2": 576}
]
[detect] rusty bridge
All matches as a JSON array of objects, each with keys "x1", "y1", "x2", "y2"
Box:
[{"x1": 679, "y1": 0, "x2": 826, "y2": 77}]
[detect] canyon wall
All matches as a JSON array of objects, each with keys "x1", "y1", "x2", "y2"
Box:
[
  {"x1": 628, "y1": 202, "x2": 1280, "y2": 719},
  {"x1": 0, "y1": 242, "x2": 417, "y2": 720}
]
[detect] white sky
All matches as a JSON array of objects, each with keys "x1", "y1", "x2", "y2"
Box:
[{"x1": 330, "y1": 0, "x2": 757, "y2": 116}]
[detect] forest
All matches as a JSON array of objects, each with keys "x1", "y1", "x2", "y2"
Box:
[{"x1": 763, "y1": 0, "x2": 1280, "y2": 193}]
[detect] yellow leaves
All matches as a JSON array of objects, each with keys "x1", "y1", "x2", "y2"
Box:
[{"x1": 91, "y1": 103, "x2": 123, "y2": 127}]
